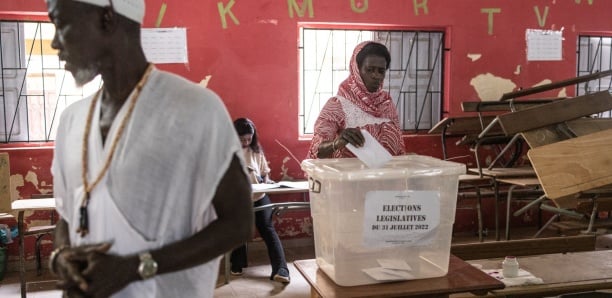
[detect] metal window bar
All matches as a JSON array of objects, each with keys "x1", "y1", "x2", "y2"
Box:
[
  {"x1": 576, "y1": 35, "x2": 612, "y2": 118},
  {"x1": 0, "y1": 20, "x2": 98, "y2": 143},
  {"x1": 299, "y1": 28, "x2": 444, "y2": 134}
]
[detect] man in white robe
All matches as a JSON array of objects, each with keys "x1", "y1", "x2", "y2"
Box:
[{"x1": 47, "y1": 0, "x2": 253, "y2": 297}]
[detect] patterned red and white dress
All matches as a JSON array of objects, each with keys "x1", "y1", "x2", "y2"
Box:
[{"x1": 307, "y1": 41, "x2": 405, "y2": 159}]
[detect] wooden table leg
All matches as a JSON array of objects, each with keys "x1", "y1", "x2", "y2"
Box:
[{"x1": 18, "y1": 211, "x2": 26, "y2": 298}]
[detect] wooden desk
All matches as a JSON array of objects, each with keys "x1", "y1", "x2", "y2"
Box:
[
  {"x1": 252, "y1": 185, "x2": 309, "y2": 195},
  {"x1": 467, "y1": 250, "x2": 612, "y2": 297},
  {"x1": 458, "y1": 175, "x2": 495, "y2": 242},
  {"x1": 294, "y1": 255, "x2": 505, "y2": 298},
  {"x1": 468, "y1": 167, "x2": 535, "y2": 178},
  {"x1": 467, "y1": 168, "x2": 536, "y2": 240},
  {"x1": 495, "y1": 177, "x2": 542, "y2": 240},
  {"x1": 11, "y1": 198, "x2": 56, "y2": 298},
  {"x1": 428, "y1": 116, "x2": 501, "y2": 160},
  {"x1": 251, "y1": 181, "x2": 310, "y2": 213}
]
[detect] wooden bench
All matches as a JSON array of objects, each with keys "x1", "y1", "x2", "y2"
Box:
[{"x1": 450, "y1": 234, "x2": 596, "y2": 260}]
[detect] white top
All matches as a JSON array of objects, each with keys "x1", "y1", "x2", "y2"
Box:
[
  {"x1": 11, "y1": 198, "x2": 55, "y2": 211},
  {"x1": 243, "y1": 147, "x2": 270, "y2": 201},
  {"x1": 52, "y1": 68, "x2": 243, "y2": 298}
]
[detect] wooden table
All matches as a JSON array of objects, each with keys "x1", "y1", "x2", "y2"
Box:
[
  {"x1": 294, "y1": 255, "x2": 505, "y2": 298},
  {"x1": 466, "y1": 250, "x2": 612, "y2": 297},
  {"x1": 11, "y1": 198, "x2": 56, "y2": 298}
]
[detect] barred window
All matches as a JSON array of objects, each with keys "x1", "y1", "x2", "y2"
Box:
[
  {"x1": 0, "y1": 21, "x2": 101, "y2": 142},
  {"x1": 298, "y1": 27, "x2": 445, "y2": 135},
  {"x1": 577, "y1": 35, "x2": 612, "y2": 118}
]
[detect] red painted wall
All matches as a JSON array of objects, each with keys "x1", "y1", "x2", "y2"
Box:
[{"x1": 1, "y1": 0, "x2": 611, "y2": 264}]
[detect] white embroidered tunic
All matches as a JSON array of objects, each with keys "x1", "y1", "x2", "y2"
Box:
[{"x1": 52, "y1": 68, "x2": 243, "y2": 298}]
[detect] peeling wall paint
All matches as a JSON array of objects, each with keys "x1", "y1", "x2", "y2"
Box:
[
  {"x1": 470, "y1": 73, "x2": 517, "y2": 101},
  {"x1": 533, "y1": 79, "x2": 552, "y2": 87},
  {"x1": 514, "y1": 65, "x2": 521, "y2": 75},
  {"x1": 558, "y1": 88, "x2": 567, "y2": 97},
  {"x1": 280, "y1": 156, "x2": 297, "y2": 181},
  {"x1": 9, "y1": 174, "x2": 24, "y2": 201},
  {"x1": 257, "y1": 19, "x2": 279, "y2": 25},
  {"x1": 199, "y1": 75, "x2": 212, "y2": 88},
  {"x1": 25, "y1": 170, "x2": 52, "y2": 195},
  {"x1": 467, "y1": 53, "x2": 481, "y2": 61}
]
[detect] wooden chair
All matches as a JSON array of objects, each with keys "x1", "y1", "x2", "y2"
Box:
[
  {"x1": 28, "y1": 193, "x2": 56, "y2": 276},
  {"x1": 0, "y1": 152, "x2": 56, "y2": 297}
]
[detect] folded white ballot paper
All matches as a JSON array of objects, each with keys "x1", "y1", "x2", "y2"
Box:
[
  {"x1": 346, "y1": 129, "x2": 393, "y2": 168},
  {"x1": 362, "y1": 258, "x2": 415, "y2": 281}
]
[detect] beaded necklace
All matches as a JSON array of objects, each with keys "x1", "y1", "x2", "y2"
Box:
[{"x1": 78, "y1": 64, "x2": 154, "y2": 237}]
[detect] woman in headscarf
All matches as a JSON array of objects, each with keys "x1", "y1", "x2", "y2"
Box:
[{"x1": 307, "y1": 41, "x2": 406, "y2": 159}]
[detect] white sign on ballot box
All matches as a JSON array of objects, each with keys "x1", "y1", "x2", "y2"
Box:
[{"x1": 362, "y1": 190, "x2": 440, "y2": 248}]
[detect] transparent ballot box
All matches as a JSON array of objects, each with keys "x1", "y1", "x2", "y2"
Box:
[{"x1": 301, "y1": 155, "x2": 465, "y2": 286}]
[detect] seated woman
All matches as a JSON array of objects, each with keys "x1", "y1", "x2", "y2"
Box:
[
  {"x1": 307, "y1": 41, "x2": 405, "y2": 159},
  {"x1": 230, "y1": 118, "x2": 290, "y2": 284}
]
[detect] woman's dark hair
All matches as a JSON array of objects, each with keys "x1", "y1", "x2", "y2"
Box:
[
  {"x1": 356, "y1": 42, "x2": 391, "y2": 70},
  {"x1": 234, "y1": 118, "x2": 261, "y2": 153}
]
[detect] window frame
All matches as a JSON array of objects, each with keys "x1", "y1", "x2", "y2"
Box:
[
  {"x1": 576, "y1": 33, "x2": 612, "y2": 119},
  {"x1": 298, "y1": 23, "x2": 447, "y2": 137}
]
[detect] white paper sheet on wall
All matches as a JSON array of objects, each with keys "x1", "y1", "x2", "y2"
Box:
[
  {"x1": 526, "y1": 29, "x2": 563, "y2": 61},
  {"x1": 141, "y1": 28, "x2": 188, "y2": 64}
]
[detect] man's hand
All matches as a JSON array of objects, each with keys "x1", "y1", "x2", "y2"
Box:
[
  {"x1": 72, "y1": 247, "x2": 140, "y2": 298},
  {"x1": 55, "y1": 242, "x2": 139, "y2": 298},
  {"x1": 55, "y1": 243, "x2": 111, "y2": 296}
]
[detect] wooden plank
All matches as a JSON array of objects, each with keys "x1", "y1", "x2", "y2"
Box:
[
  {"x1": 472, "y1": 250, "x2": 612, "y2": 297},
  {"x1": 468, "y1": 167, "x2": 535, "y2": 178},
  {"x1": 461, "y1": 98, "x2": 558, "y2": 112},
  {"x1": 0, "y1": 153, "x2": 10, "y2": 213},
  {"x1": 499, "y1": 70, "x2": 612, "y2": 100},
  {"x1": 521, "y1": 118, "x2": 612, "y2": 148},
  {"x1": 569, "y1": 117, "x2": 612, "y2": 135},
  {"x1": 496, "y1": 177, "x2": 541, "y2": 187},
  {"x1": 550, "y1": 218, "x2": 612, "y2": 232},
  {"x1": 451, "y1": 235, "x2": 596, "y2": 260},
  {"x1": 497, "y1": 91, "x2": 612, "y2": 136},
  {"x1": 428, "y1": 115, "x2": 499, "y2": 135},
  {"x1": 528, "y1": 128, "x2": 612, "y2": 200}
]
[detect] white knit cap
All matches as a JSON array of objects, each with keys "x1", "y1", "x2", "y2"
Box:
[{"x1": 72, "y1": 0, "x2": 145, "y2": 24}]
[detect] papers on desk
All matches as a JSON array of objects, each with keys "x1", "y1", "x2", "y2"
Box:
[
  {"x1": 481, "y1": 268, "x2": 543, "y2": 287},
  {"x1": 346, "y1": 130, "x2": 392, "y2": 169},
  {"x1": 362, "y1": 259, "x2": 415, "y2": 281},
  {"x1": 251, "y1": 180, "x2": 309, "y2": 191}
]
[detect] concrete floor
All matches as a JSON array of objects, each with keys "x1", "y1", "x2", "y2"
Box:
[{"x1": 1, "y1": 228, "x2": 611, "y2": 297}]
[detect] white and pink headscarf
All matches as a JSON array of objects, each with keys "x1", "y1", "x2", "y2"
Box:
[{"x1": 337, "y1": 41, "x2": 394, "y2": 118}]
